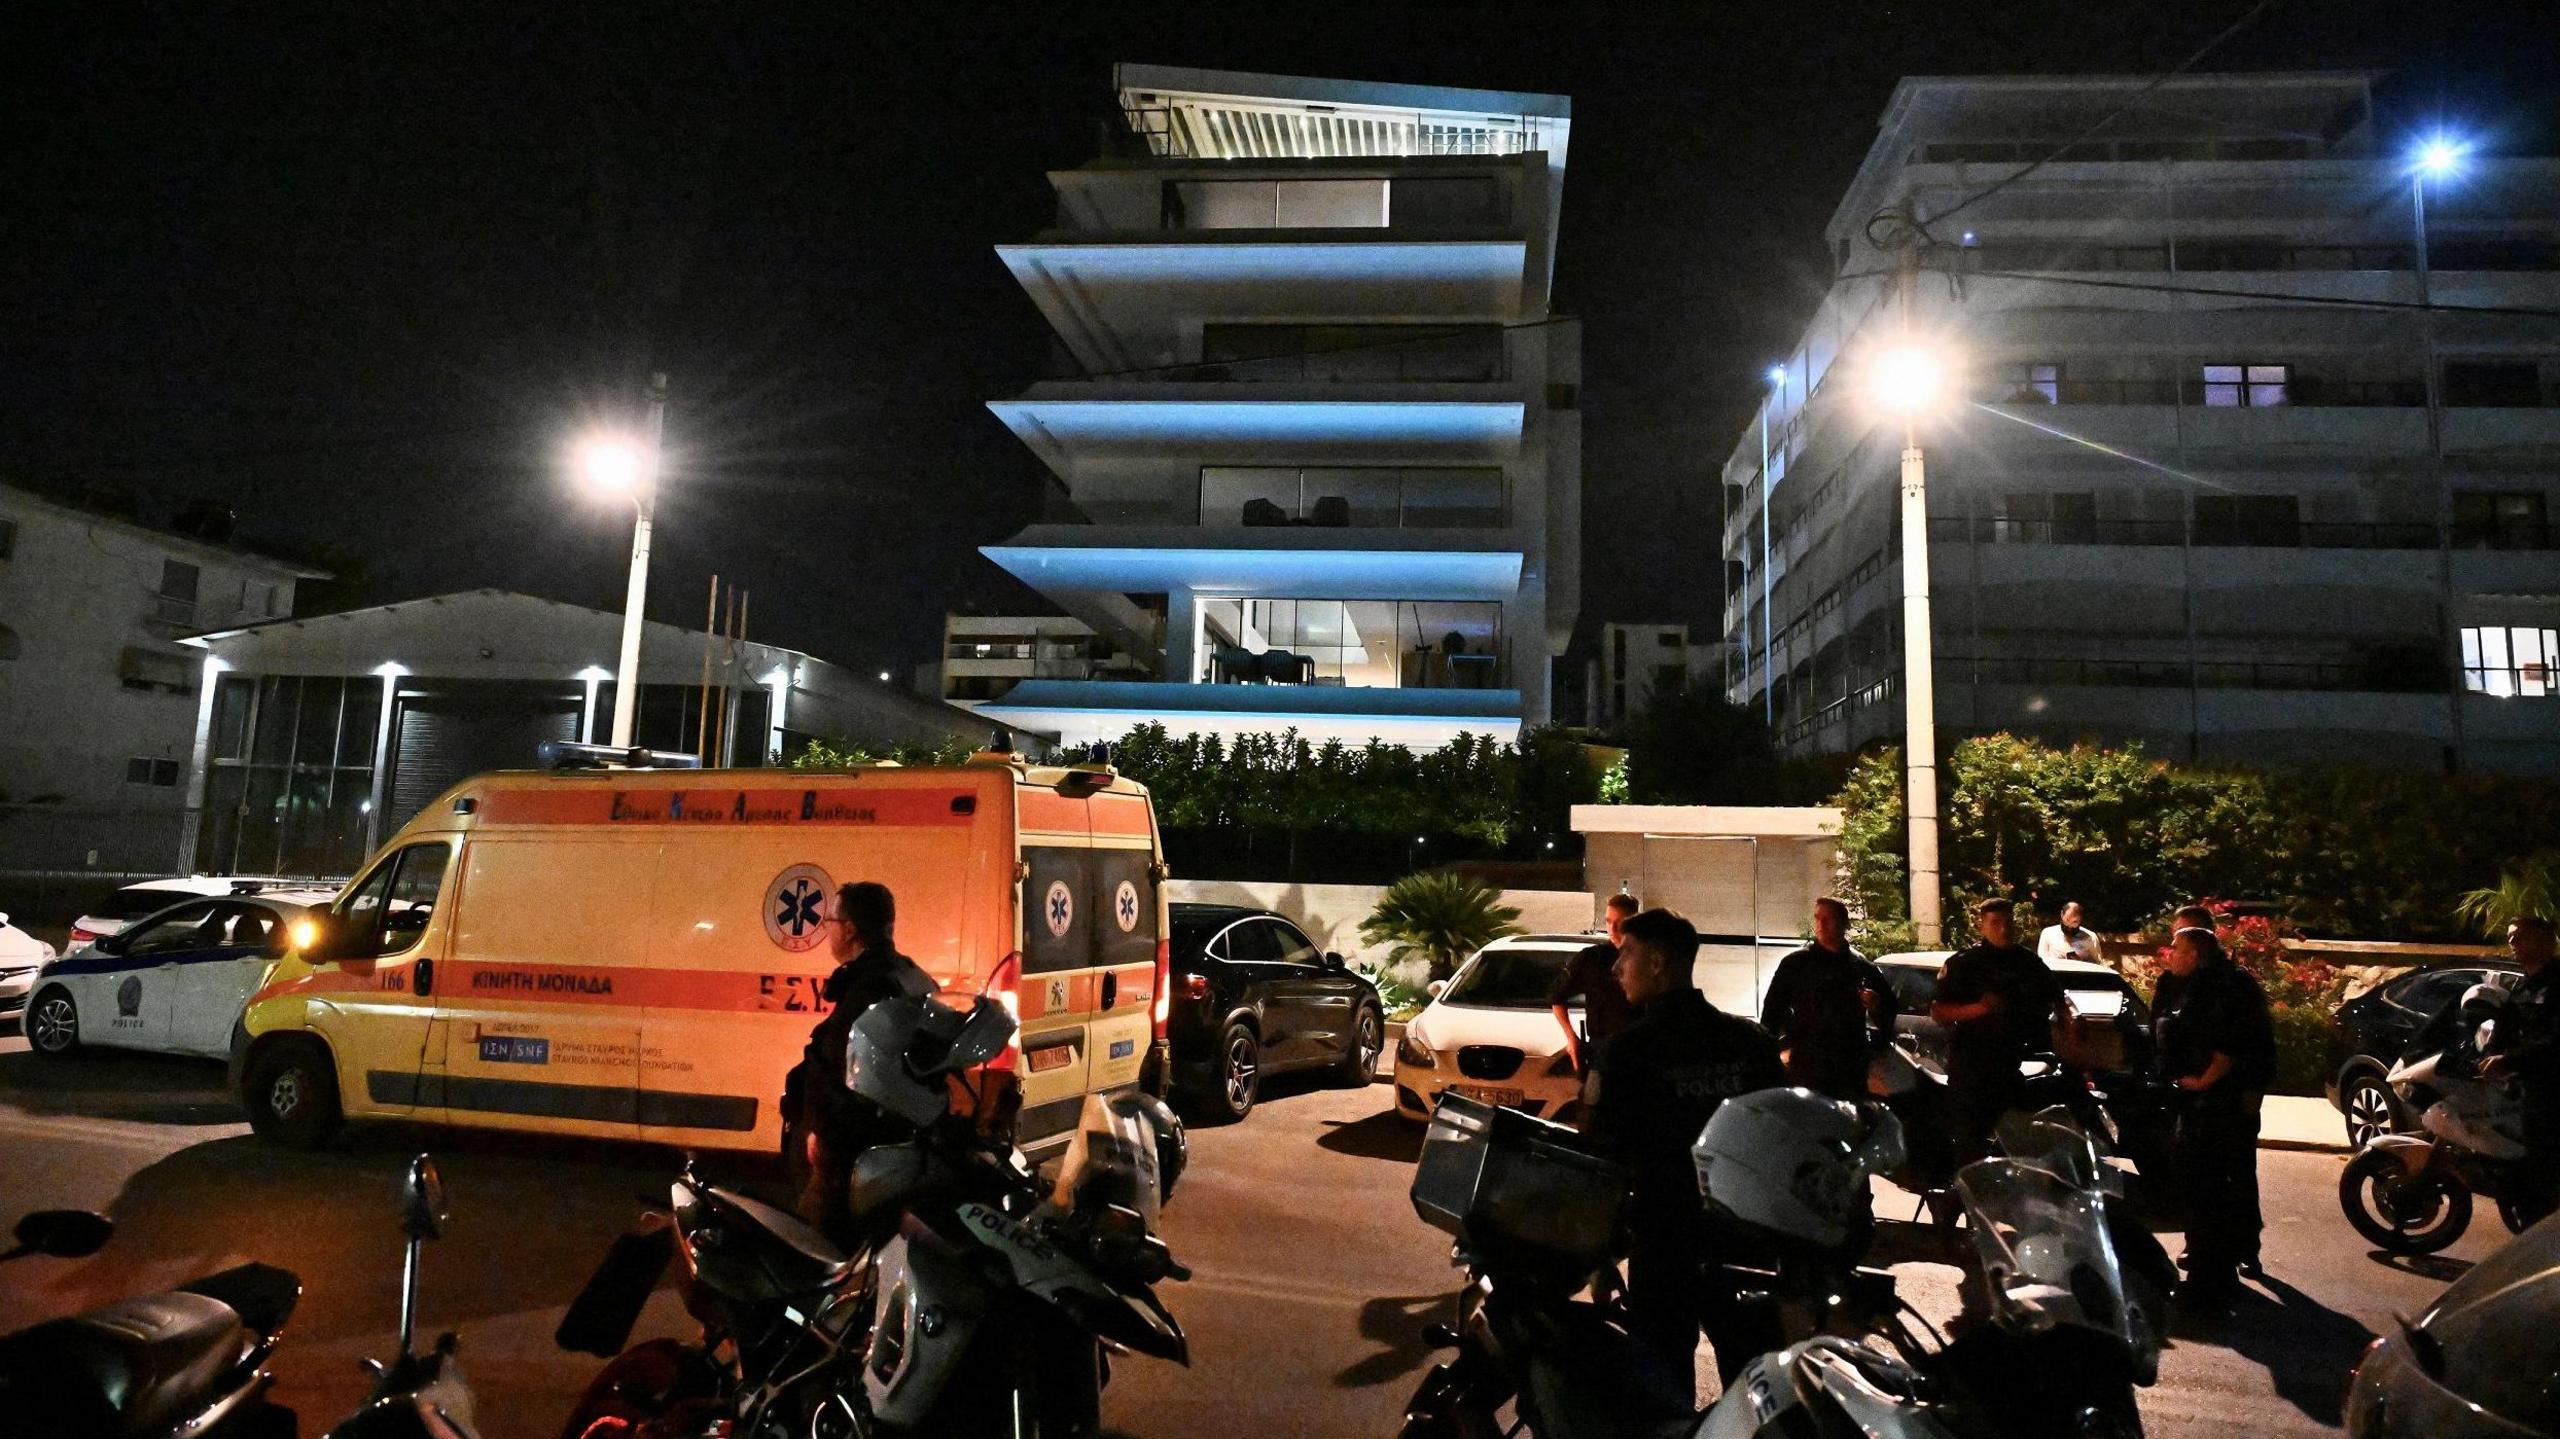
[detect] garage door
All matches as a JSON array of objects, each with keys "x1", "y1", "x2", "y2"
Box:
[{"x1": 388, "y1": 684, "x2": 580, "y2": 828}]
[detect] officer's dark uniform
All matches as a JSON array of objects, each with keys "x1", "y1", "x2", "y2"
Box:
[
  {"x1": 2151, "y1": 950, "x2": 2276, "y2": 1288},
  {"x1": 786, "y1": 944, "x2": 936, "y2": 1241},
  {"x1": 1933, "y1": 941, "x2": 2064, "y2": 1155},
  {"x1": 2486, "y1": 961, "x2": 2560, "y2": 1222},
  {"x1": 1548, "y1": 938, "x2": 1635, "y2": 1064},
  {"x1": 1760, "y1": 940, "x2": 1891, "y2": 1102},
  {"x1": 1587, "y1": 986, "x2": 1784, "y2": 1402}
]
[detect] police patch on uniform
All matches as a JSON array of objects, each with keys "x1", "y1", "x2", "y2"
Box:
[
  {"x1": 1114, "y1": 879, "x2": 1141, "y2": 933},
  {"x1": 1044, "y1": 879, "x2": 1075, "y2": 938},
  {"x1": 764, "y1": 863, "x2": 835, "y2": 953}
]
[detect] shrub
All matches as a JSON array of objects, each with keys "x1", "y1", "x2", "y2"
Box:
[
  {"x1": 2453, "y1": 850, "x2": 2560, "y2": 939},
  {"x1": 1359, "y1": 873, "x2": 1524, "y2": 981},
  {"x1": 1358, "y1": 956, "x2": 1435, "y2": 1022}
]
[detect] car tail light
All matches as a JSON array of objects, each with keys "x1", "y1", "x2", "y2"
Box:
[
  {"x1": 1182, "y1": 974, "x2": 1211, "y2": 1003},
  {"x1": 1152, "y1": 938, "x2": 1171, "y2": 1042},
  {"x1": 982, "y1": 951, "x2": 1023, "y2": 1073},
  {"x1": 68, "y1": 926, "x2": 99, "y2": 947}
]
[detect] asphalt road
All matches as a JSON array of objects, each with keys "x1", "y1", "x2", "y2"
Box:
[{"x1": 0, "y1": 1031, "x2": 2514, "y2": 1438}]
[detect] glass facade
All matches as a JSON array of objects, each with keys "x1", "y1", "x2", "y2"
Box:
[
  {"x1": 1196, "y1": 598, "x2": 1504, "y2": 689},
  {"x1": 199, "y1": 675, "x2": 382, "y2": 878}
]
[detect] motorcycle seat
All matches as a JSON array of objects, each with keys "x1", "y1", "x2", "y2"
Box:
[
  {"x1": 0, "y1": 1290, "x2": 248, "y2": 1437},
  {"x1": 704, "y1": 1184, "x2": 860, "y2": 1296}
]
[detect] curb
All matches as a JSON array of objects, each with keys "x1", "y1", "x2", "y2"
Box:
[{"x1": 2259, "y1": 1137, "x2": 2351, "y2": 1155}]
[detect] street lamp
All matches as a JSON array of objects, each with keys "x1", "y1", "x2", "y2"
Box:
[
  {"x1": 1867, "y1": 340, "x2": 1953, "y2": 946},
  {"x1": 2408, "y1": 135, "x2": 2468, "y2": 769},
  {"x1": 575, "y1": 374, "x2": 669, "y2": 751}
]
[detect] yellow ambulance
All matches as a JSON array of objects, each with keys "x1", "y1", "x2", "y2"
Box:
[{"x1": 229, "y1": 752, "x2": 1169, "y2": 1155}]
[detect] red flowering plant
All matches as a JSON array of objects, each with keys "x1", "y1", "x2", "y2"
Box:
[{"x1": 2134, "y1": 899, "x2": 2344, "y2": 1009}]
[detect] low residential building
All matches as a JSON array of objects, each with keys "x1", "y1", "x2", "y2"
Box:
[
  {"x1": 975, "y1": 63, "x2": 1581, "y2": 751},
  {"x1": 1585, "y1": 621, "x2": 1721, "y2": 730},
  {"x1": 174, "y1": 588, "x2": 1003, "y2": 877},
  {"x1": 0, "y1": 483, "x2": 322, "y2": 875},
  {"x1": 1724, "y1": 72, "x2": 2560, "y2": 775},
  {"x1": 926, "y1": 613, "x2": 1153, "y2": 705}
]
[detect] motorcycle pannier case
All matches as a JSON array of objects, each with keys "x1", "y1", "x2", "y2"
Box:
[{"x1": 1412, "y1": 1093, "x2": 1627, "y2": 1271}]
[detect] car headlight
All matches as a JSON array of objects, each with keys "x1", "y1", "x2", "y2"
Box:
[{"x1": 1397, "y1": 1031, "x2": 1435, "y2": 1069}]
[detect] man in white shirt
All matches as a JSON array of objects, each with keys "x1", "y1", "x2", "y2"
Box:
[{"x1": 2037, "y1": 900, "x2": 2104, "y2": 965}]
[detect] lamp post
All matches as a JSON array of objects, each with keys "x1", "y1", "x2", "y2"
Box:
[
  {"x1": 1869, "y1": 342, "x2": 1948, "y2": 946},
  {"x1": 577, "y1": 374, "x2": 669, "y2": 750},
  {"x1": 1760, "y1": 364, "x2": 1786, "y2": 728},
  {"x1": 2410, "y1": 137, "x2": 2465, "y2": 770}
]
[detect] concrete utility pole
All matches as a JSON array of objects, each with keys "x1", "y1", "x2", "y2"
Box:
[
  {"x1": 604, "y1": 374, "x2": 669, "y2": 750},
  {"x1": 1880, "y1": 260, "x2": 1944, "y2": 948}
]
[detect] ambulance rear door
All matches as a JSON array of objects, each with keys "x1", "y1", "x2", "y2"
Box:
[
  {"x1": 1083, "y1": 788, "x2": 1160, "y2": 1100},
  {"x1": 1016, "y1": 788, "x2": 1096, "y2": 1146}
]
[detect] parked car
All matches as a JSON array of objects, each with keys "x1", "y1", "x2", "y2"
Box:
[
  {"x1": 2345, "y1": 1204, "x2": 2560, "y2": 1437},
  {"x1": 67, "y1": 874, "x2": 337, "y2": 949},
  {"x1": 2327, "y1": 959, "x2": 2522, "y2": 1149},
  {"x1": 0, "y1": 913, "x2": 57, "y2": 1018},
  {"x1": 24, "y1": 890, "x2": 335, "y2": 1060},
  {"x1": 1868, "y1": 949, "x2": 2152, "y2": 1074},
  {"x1": 1166, "y1": 902, "x2": 1383, "y2": 1123},
  {"x1": 1392, "y1": 933, "x2": 1597, "y2": 1124}
]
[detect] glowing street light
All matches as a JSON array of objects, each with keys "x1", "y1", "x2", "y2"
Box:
[
  {"x1": 2411, "y1": 136, "x2": 2468, "y2": 180},
  {"x1": 1865, "y1": 337, "x2": 1956, "y2": 945},
  {"x1": 575, "y1": 374, "x2": 669, "y2": 751},
  {"x1": 1867, "y1": 343, "x2": 1949, "y2": 418}
]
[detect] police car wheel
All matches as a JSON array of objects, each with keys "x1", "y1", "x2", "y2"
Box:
[
  {"x1": 246, "y1": 1040, "x2": 343, "y2": 1148},
  {"x1": 25, "y1": 990, "x2": 81, "y2": 1057}
]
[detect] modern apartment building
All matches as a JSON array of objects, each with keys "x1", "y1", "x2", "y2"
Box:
[
  {"x1": 1724, "y1": 73, "x2": 2560, "y2": 776},
  {"x1": 975, "y1": 64, "x2": 1581, "y2": 750},
  {"x1": 1586, "y1": 621, "x2": 1721, "y2": 731}
]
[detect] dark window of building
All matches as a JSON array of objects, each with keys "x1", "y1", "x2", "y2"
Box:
[
  {"x1": 2194, "y1": 494, "x2": 2300, "y2": 547},
  {"x1": 2442, "y1": 361, "x2": 2544, "y2": 407},
  {"x1": 2454, "y1": 492, "x2": 2550, "y2": 550},
  {"x1": 2201, "y1": 363, "x2": 2289, "y2": 407},
  {"x1": 1198, "y1": 323, "x2": 1504, "y2": 383},
  {"x1": 157, "y1": 560, "x2": 200, "y2": 624},
  {"x1": 124, "y1": 757, "x2": 179, "y2": 786},
  {"x1": 2051, "y1": 492, "x2": 2098, "y2": 545}
]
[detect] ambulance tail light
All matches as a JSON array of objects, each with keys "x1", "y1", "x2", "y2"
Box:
[
  {"x1": 1152, "y1": 938, "x2": 1171, "y2": 1041},
  {"x1": 983, "y1": 950, "x2": 1023, "y2": 1073}
]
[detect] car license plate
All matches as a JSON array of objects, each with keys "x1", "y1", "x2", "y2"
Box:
[{"x1": 1448, "y1": 1083, "x2": 1525, "y2": 1107}]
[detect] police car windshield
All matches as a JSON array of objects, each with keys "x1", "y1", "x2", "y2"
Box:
[{"x1": 1441, "y1": 947, "x2": 1576, "y2": 1009}]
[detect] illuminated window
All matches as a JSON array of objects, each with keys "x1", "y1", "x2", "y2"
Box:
[
  {"x1": 2202, "y1": 364, "x2": 2289, "y2": 407},
  {"x1": 2462, "y1": 625, "x2": 2559, "y2": 698}
]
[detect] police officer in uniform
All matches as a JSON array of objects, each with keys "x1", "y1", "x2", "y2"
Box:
[
  {"x1": 1760, "y1": 896, "x2": 1892, "y2": 1102},
  {"x1": 1588, "y1": 908, "x2": 1785, "y2": 1401},
  {"x1": 1930, "y1": 896, "x2": 2064, "y2": 1159},
  {"x1": 2479, "y1": 915, "x2": 2559, "y2": 1225},
  {"x1": 2151, "y1": 923, "x2": 2276, "y2": 1303},
  {"x1": 787, "y1": 881, "x2": 936, "y2": 1241}
]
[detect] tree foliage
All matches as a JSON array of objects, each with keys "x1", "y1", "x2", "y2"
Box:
[
  {"x1": 786, "y1": 733, "x2": 979, "y2": 769},
  {"x1": 1359, "y1": 872, "x2": 1525, "y2": 980},
  {"x1": 1618, "y1": 676, "x2": 1789, "y2": 804},
  {"x1": 2454, "y1": 851, "x2": 2560, "y2": 938},
  {"x1": 1836, "y1": 733, "x2": 2560, "y2": 942}
]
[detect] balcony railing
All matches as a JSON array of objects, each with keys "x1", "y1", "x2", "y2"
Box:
[
  {"x1": 1972, "y1": 378, "x2": 2429, "y2": 408},
  {"x1": 1926, "y1": 517, "x2": 2552, "y2": 551},
  {"x1": 1949, "y1": 655, "x2": 2449, "y2": 694}
]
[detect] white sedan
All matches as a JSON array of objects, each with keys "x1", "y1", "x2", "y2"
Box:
[
  {"x1": 0, "y1": 913, "x2": 56, "y2": 1019},
  {"x1": 24, "y1": 891, "x2": 333, "y2": 1060},
  {"x1": 1392, "y1": 933, "x2": 1598, "y2": 1123}
]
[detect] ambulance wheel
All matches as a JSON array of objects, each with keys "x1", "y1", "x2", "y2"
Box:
[
  {"x1": 1202, "y1": 1022, "x2": 1260, "y2": 1124},
  {"x1": 25, "y1": 988, "x2": 82, "y2": 1057},
  {"x1": 1333, "y1": 1002, "x2": 1384, "y2": 1087},
  {"x1": 245, "y1": 1038, "x2": 343, "y2": 1148}
]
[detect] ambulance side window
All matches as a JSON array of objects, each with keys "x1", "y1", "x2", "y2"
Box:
[
  {"x1": 338, "y1": 843, "x2": 451, "y2": 959},
  {"x1": 1092, "y1": 850, "x2": 1157, "y2": 971},
  {"x1": 1023, "y1": 846, "x2": 1094, "y2": 975}
]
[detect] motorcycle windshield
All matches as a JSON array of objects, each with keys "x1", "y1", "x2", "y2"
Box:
[
  {"x1": 1995, "y1": 1111, "x2": 2110, "y2": 1194},
  {"x1": 1956, "y1": 1159, "x2": 2138, "y2": 1352}
]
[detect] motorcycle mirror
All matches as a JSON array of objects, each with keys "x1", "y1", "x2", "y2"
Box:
[
  {"x1": 941, "y1": 996, "x2": 1017, "y2": 1073},
  {"x1": 9, "y1": 1210, "x2": 114, "y2": 1259},
  {"x1": 399, "y1": 1155, "x2": 449, "y2": 1242}
]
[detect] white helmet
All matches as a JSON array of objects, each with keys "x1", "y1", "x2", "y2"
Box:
[
  {"x1": 1694, "y1": 1089, "x2": 1906, "y2": 1250},
  {"x1": 846, "y1": 993, "x2": 1015, "y2": 1128}
]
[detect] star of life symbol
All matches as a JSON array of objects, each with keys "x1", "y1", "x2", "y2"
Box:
[
  {"x1": 1045, "y1": 879, "x2": 1075, "y2": 938},
  {"x1": 764, "y1": 863, "x2": 834, "y2": 953},
  {"x1": 1114, "y1": 880, "x2": 1141, "y2": 933}
]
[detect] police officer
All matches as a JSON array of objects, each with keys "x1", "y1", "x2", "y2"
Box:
[
  {"x1": 1760, "y1": 896, "x2": 1892, "y2": 1102},
  {"x1": 2479, "y1": 915, "x2": 2558, "y2": 1225},
  {"x1": 1550, "y1": 892, "x2": 1640, "y2": 1075},
  {"x1": 788, "y1": 881, "x2": 937, "y2": 1241},
  {"x1": 1930, "y1": 896, "x2": 2064, "y2": 1159},
  {"x1": 2151, "y1": 923, "x2": 2276, "y2": 1303},
  {"x1": 1588, "y1": 908, "x2": 1784, "y2": 1401}
]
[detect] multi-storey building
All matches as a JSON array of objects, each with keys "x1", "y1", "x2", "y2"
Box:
[
  {"x1": 1724, "y1": 73, "x2": 2560, "y2": 776},
  {"x1": 925, "y1": 613, "x2": 1152, "y2": 705},
  {"x1": 974, "y1": 64, "x2": 1580, "y2": 751},
  {"x1": 1586, "y1": 621, "x2": 1721, "y2": 731}
]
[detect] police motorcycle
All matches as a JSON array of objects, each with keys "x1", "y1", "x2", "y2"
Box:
[
  {"x1": 1401, "y1": 1090, "x2": 2167, "y2": 1439},
  {"x1": 2339, "y1": 982, "x2": 2543, "y2": 1252},
  {"x1": 1867, "y1": 1035, "x2": 2169, "y2": 1225},
  {"x1": 0, "y1": 1209, "x2": 300, "y2": 1439},
  {"x1": 555, "y1": 992, "x2": 1191, "y2": 1438},
  {"x1": 324, "y1": 1154, "x2": 487, "y2": 1439}
]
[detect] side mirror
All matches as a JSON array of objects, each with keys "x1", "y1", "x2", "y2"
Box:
[
  {"x1": 9, "y1": 1210, "x2": 114, "y2": 1260},
  {"x1": 941, "y1": 996, "x2": 1018, "y2": 1073},
  {"x1": 1324, "y1": 951, "x2": 1346, "y2": 970},
  {"x1": 399, "y1": 1155, "x2": 448, "y2": 1242},
  {"x1": 1427, "y1": 979, "x2": 1447, "y2": 999}
]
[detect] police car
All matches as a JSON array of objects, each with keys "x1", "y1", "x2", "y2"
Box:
[
  {"x1": 25, "y1": 889, "x2": 336, "y2": 1060},
  {"x1": 66, "y1": 874, "x2": 336, "y2": 949}
]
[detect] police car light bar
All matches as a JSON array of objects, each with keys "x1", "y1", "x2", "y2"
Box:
[{"x1": 536, "y1": 740, "x2": 706, "y2": 771}]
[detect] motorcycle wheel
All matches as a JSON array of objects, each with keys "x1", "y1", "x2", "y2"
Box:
[{"x1": 2338, "y1": 1148, "x2": 2473, "y2": 1253}]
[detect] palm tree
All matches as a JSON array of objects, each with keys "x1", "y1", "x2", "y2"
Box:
[
  {"x1": 1359, "y1": 872, "x2": 1525, "y2": 981},
  {"x1": 2454, "y1": 851, "x2": 2560, "y2": 939}
]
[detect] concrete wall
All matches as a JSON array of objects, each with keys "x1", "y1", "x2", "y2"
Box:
[{"x1": 1165, "y1": 879, "x2": 1596, "y2": 965}]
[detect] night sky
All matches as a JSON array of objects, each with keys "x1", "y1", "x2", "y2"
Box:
[{"x1": 7, "y1": 3, "x2": 2553, "y2": 681}]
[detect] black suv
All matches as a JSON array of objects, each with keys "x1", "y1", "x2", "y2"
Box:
[
  {"x1": 2327, "y1": 959, "x2": 2521, "y2": 1148},
  {"x1": 1165, "y1": 902, "x2": 1384, "y2": 1123}
]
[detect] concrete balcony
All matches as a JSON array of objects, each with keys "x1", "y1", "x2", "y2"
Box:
[
  {"x1": 982, "y1": 528, "x2": 1525, "y2": 603},
  {"x1": 986, "y1": 382, "x2": 1526, "y2": 479}
]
